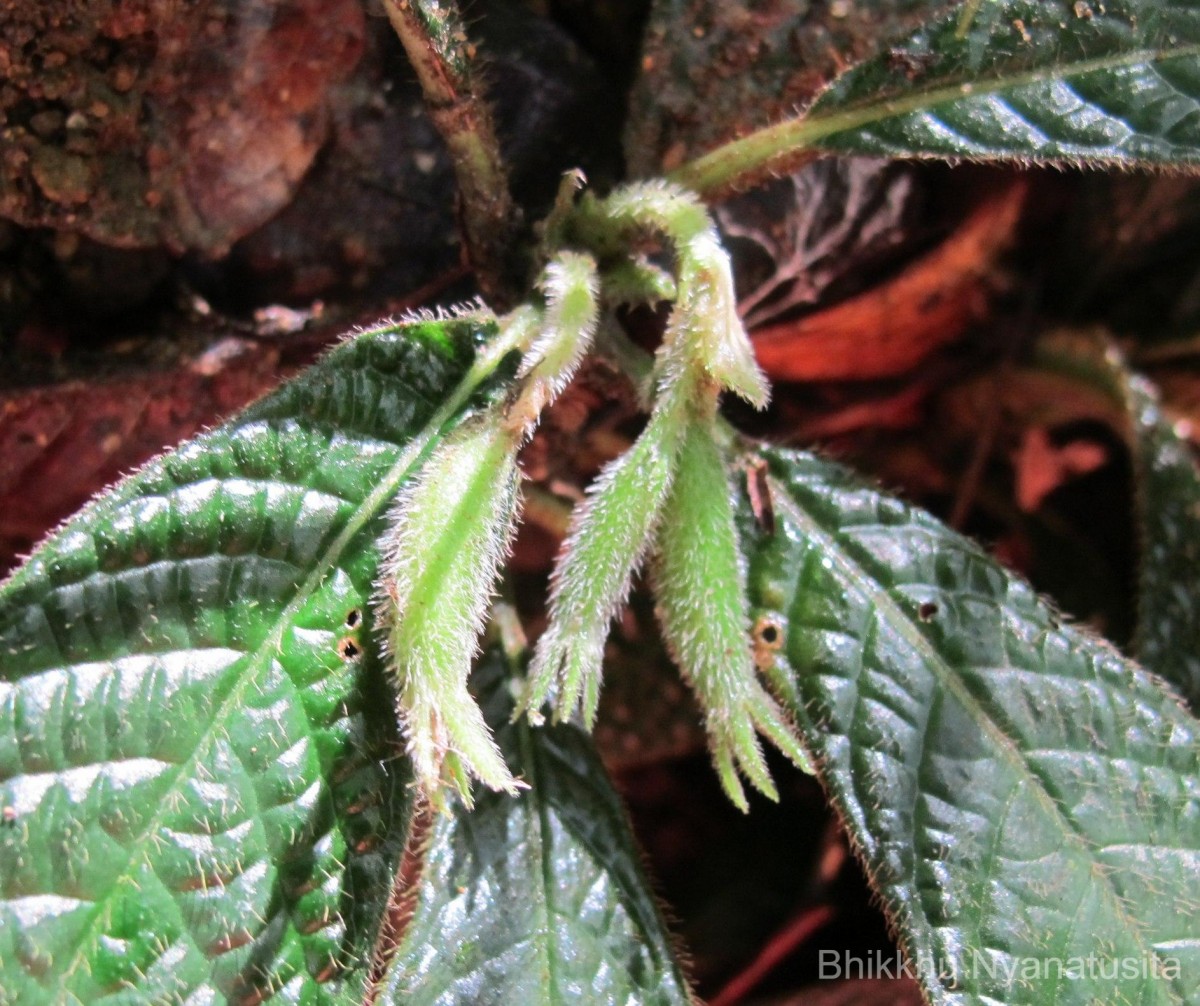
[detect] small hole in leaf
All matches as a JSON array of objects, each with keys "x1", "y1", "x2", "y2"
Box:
[
  {"x1": 753, "y1": 614, "x2": 782, "y2": 667},
  {"x1": 345, "y1": 608, "x2": 361, "y2": 629},
  {"x1": 338, "y1": 636, "x2": 361, "y2": 660},
  {"x1": 918, "y1": 602, "x2": 938, "y2": 621},
  {"x1": 754, "y1": 617, "x2": 782, "y2": 645}
]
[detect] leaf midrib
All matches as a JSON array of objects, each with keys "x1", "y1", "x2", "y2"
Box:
[
  {"x1": 767, "y1": 475, "x2": 1187, "y2": 1000},
  {"x1": 672, "y1": 42, "x2": 1200, "y2": 195},
  {"x1": 811, "y1": 46, "x2": 1200, "y2": 143},
  {"x1": 515, "y1": 717, "x2": 563, "y2": 1001},
  {"x1": 49, "y1": 328, "x2": 520, "y2": 997}
]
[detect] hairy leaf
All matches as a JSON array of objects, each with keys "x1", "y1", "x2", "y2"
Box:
[
  {"x1": 0, "y1": 316, "x2": 517, "y2": 1004},
  {"x1": 382, "y1": 650, "x2": 692, "y2": 1006},
  {"x1": 674, "y1": 0, "x2": 1200, "y2": 195},
  {"x1": 524, "y1": 384, "x2": 690, "y2": 727},
  {"x1": 626, "y1": 0, "x2": 958, "y2": 175},
  {"x1": 381, "y1": 413, "x2": 524, "y2": 805},
  {"x1": 741, "y1": 445, "x2": 1200, "y2": 1005},
  {"x1": 652, "y1": 416, "x2": 808, "y2": 811}
]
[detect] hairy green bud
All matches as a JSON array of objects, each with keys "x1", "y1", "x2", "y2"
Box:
[
  {"x1": 522, "y1": 379, "x2": 692, "y2": 727},
  {"x1": 379, "y1": 413, "x2": 525, "y2": 809},
  {"x1": 651, "y1": 415, "x2": 810, "y2": 810}
]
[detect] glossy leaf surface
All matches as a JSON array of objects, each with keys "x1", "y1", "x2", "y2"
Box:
[
  {"x1": 383, "y1": 651, "x2": 691, "y2": 1006},
  {"x1": 0, "y1": 316, "x2": 515, "y2": 1004},
  {"x1": 674, "y1": 0, "x2": 1200, "y2": 195},
  {"x1": 817, "y1": 0, "x2": 1200, "y2": 164},
  {"x1": 1023, "y1": 330, "x2": 1200, "y2": 712},
  {"x1": 742, "y1": 445, "x2": 1200, "y2": 1005},
  {"x1": 626, "y1": 0, "x2": 958, "y2": 175}
]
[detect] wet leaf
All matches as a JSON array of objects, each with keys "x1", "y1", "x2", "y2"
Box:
[
  {"x1": 0, "y1": 315, "x2": 516, "y2": 1003},
  {"x1": 1125, "y1": 373, "x2": 1200, "y2": 711},
  {"x1": 1030, "y1": 330, "x2": 1200, "y2": 711},
  {"x1": 812, "y1": 0, "x2": 1200, "y2": 166},
  {"x1": 674, "y1": 0, "x2": 1200, "y2": 196},
  {"x1": 742, "y1": 444, "x2": 1200, "y2": 1005},
  {"x1": 382, "y1": 650, "x2": 692, "y2": 1006},
  {"x1": 626, "y1": 0, "x2": 958, "y2": 175}
]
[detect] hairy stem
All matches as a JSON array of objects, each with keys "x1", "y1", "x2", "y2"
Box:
[{"x1": 381, "y1": 0, "x2": 523, "y2": 305}]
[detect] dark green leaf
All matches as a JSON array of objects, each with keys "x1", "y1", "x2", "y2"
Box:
[
  {"x1": 626, "y1": 0, "x2": 956, "y2": 175},
  {"x1": 816, "y1": 0, "x2": 1200, "y2": 165},
  {"x1": 1124, "y1": 375, "x2": 1200, "y2": 711},
  {"x1": 674, "y1": 0, "x2": 1200, "y2": 196},
  {"x1": 0, "y1": 316, "x2": 515, "y2": 1004},
  {"x1": 382, "y1": 649, "x2": 692, "y2": 1005},
  {"x1": 741, "y1": 445, "x2": 1200, "y2": 1005}
]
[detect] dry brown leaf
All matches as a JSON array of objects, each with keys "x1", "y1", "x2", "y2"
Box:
[
  {"x1": 1011, "y1": 426, "x2": 1108, "y2": 513},
  {"x1": 751, "y1": 181, "x2": 1027, "y2": 382}
]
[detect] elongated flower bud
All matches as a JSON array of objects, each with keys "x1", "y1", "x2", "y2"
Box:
[
  {"x1": 571, "y1": 181, "x2": 768, "y2": 408},
  {"x1": 651, "y1": 413, "x2": 809, "y2": 811},
  {"x1": 521, "y1": 252, "x2": 600, "y2": 393},
  {"x1": 508, "y1": 251, "x2": 600, "y2": 438},
  {"x1": 379, "y1": 412, "x2": 525, "y2": 809},
  {"x1": 523, "y1": 381, "x2": 692, "y2": 727},
  {"x1": 671, "y1": 230, "x2": 770, "y2": 409}
]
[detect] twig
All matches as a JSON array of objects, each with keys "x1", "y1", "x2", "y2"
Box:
[
  {"x1": 949, "y1": 367, "x2": 1004, "y2": 529},
  {"x1": 381, "y1": 0, "x2": 523, "y2": 306},
  {"x1": 708, "y1": 903, "x2": 836, "y2": 1006}
]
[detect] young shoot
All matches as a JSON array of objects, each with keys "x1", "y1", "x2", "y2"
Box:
[
  {"x1": 651, "y1": 412, "x2": 811, "y2": 811},
  {"x1": 379, "y1": 411, "x2": 525, "y2": 810},
  {"x1": 382, "y1": 178, "x2": 796, "y2": 811},
  {"x1": 522, "y1": 181, "x2": 771, "y2": 728},
  {"x1": 671, "y1": 229, "x2": 769, "y2": 408},
  {"x1": 572, "y1": 181, "x2": 769, "y2": 406},
  {"x1": 521, "y1": 361, "x2": 695, "y2": 727},
  {"x1": 507, "y1": 251, "x2": 600, "y2": 436},
  {"x1": 381, "y1": 253, "x2": 601, "y2": 809}
]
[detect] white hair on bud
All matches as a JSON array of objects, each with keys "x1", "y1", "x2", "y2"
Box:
[{"x1": 377, "y1": 412, "x2": 525, "y2": 806}]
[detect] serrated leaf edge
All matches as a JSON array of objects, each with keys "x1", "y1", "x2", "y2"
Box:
[
  {"x1": 671, "y1": 44, "x2": 1200, "y2": 196},
  {"x1": 766, "y1": 472, "x2": 1191, "y2": 1002},
  {"x1": 37, "y1": 325, "x2": 522, "y2": 996}
]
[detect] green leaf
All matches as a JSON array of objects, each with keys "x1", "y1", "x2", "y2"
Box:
[
  {"x1": 524, "y1": 379, "x2": 690, "y2": 727},
  {"x1": 382, "y1": 648, "x2": 692, "y2": 1006},
  {"x1": 673, "y1": 0, "x2": 1200, "y2": 196},
  {"x1": 741, "y1": 445, "x2": 1200, "y2": 1005},
  {"x1": 1028, "y1": 330, "x2": 1200, "y2": 712},
  {"x1": 381, "y1": 413, "x2": 525, "y2": 806},
  {"x1": 0, "y1": 315, "x2": 517, "y2": 1004},
  {"x1": 815, "y1": 0, "x2": 1200, "y2": 165},
  {"x1": 1123, "y1": 375, "x2": 1200, "y2": 712},
  {"x1": 625, "y1": 0, "x2": 958, "y2": 176}
]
